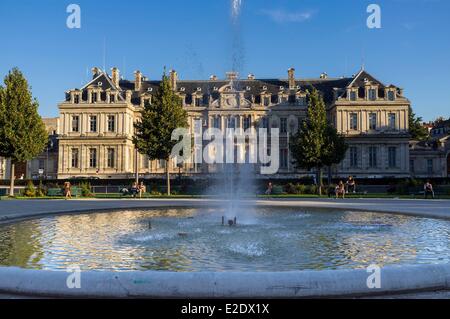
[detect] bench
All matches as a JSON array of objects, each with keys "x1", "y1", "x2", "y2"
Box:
[{"x1": 47, "y1": 187, "x2": 82, "y2": 197}]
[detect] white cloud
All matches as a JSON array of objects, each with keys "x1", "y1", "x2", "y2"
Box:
[{"x1": 260, "y1": 9, "x2": 315, "y2": 23}]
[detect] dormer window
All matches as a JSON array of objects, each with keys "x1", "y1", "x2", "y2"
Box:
[
  {"x1": 350, "y1": 91, "x2": 357, "y2": 101},
  {"x1": 197, "y1": 87, "x2": 202, "y2": 92},
  {"x1": 91, "y1": 92, "x2": 98, "y2": 103},
  {"x1": 180, "y1": 87, "x2": 185, "y2": 92},
  {"x1": 279, "y1": 86, "x2": 284, "y2": 90},
  {"x1": 263, "y1": 96, "x2": 270, "y2": 106},
  {"x1": 147, "y1": 87, "x2": 153, "y2": 92},
  {"x1": 262, "y1": 86, "x2": 267, "y2": 91},
  {"x1": 110, "y1": 94, "x2": 116, "y2": 103},
  {"x1": 97, "y1": 82, "x2": 103, "y2": 87},
  {"x1": 246, "y1": 86, "x2": 251, "y2": 91},
  {"x1": 368, "y1": 88, "x2": 377, "y2": 101},
  {"x1": 195, "y1": 97, "x2": 201, "y2": 107},
  {"x1": 296, "y1": 96, "x2": 306, "y2": 106},
  {"x1": 74, "y1": 94, "x2": 80, "y2": 104},
  {"x1": 388, "y1": 90, "x2": 395, "y2": 101}
]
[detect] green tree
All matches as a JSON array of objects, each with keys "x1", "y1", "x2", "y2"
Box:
[
  {"x1": 0, "y1": 68, "x2": 48, "y2": 197},
  {"x1": 408, "y1": 106, "x2": 428, "y2": 141},
  {"x1": 290, "y1": 88, "x2": 347, "y2": 195},
  {"x1": 133, "y1": 71, "x2": 188, "y2": 195}
]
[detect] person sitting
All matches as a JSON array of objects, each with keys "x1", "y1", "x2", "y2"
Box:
[
  {"x1": 130, "y1": 182, "x2": 139, "y2": 198},
  {"x1": 335, "y1": 181, "x2": 345, "y2": 199},
  {"x1": 346, "y1": 176, "x2": 356, "y2": 194},
  {"x1": 424, "y1": 180, "x2": 435, "y2": 199},
  {"x1": 139, "y1": 182, "x2": 146, "y2": 199}
]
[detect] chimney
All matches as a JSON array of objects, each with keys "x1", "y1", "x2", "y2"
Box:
[
  {"x1": 288, "y1": 68, "x2": 296, "y2": 89},
  {"x1": 111, "y1": 67, "x2": 120, "y2": 88},
  {"x1": 134, "y1": 70, "x2": 142, "y2": 91},
  {"x1": 91, "y1": 67, "x2": 100, "y2": 79},
  {"x1": 169, "y1": 69, "x2": 178, "y2": 90}
]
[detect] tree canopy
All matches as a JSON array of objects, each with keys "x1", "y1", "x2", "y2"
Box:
[
  {"x1": 0, "y1": 68, "x2": 48, "y2": 196},
  {"x1": 290, "y1": 88, "x2": 348, "y2": 194},
  {"x1": 408, "y1": 106, "x2": 428, "y2": 141},
  {"x1": 133, "y1": 71, "x2": 188, "y2": 195}
]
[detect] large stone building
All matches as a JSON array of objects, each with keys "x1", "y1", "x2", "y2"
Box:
[{"x1": 54, "y1": 66, "x2": 413, "y2": 180}]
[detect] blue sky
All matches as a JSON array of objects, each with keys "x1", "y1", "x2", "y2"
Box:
[{"x1": 0, "y1": 0, "x2": 449, "y2": 121}]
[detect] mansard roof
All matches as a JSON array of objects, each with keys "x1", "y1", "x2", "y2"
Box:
[{"x1": 66, "y1": 68, "x2": 402, "y2": 105}]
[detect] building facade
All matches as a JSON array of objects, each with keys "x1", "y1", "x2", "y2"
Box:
[{"x1": 55, "y1": 67, "x2": 414, "y2": 180}]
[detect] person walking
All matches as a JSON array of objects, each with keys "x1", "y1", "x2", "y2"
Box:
[
  {"x1": 424, "y1": 180, "x2": 435, "y2": 199},
  {"x1": 64, "y1": 181, "x2": 72, "y2": 200},
  {"x1": 265, "y1": 182, "x2": 273, "y2": 196}
]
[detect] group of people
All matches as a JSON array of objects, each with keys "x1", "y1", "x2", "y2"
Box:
[
  {"x1": 333, "y1": 176, "x2": 356, "y2": 199},
  {"x1": 124, "y1": 181, "x2": 147, "y2": 198}
]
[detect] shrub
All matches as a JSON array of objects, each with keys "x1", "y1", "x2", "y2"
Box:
[
  {"x1": 284, "y1": 183, "x2": 297, "y2": 194},
  {"x1": 36, "y1": 180, "x2": 46, "y2": 197},
  {"x1": 305, "y1": 185, "x2": 318, "y2": 195},
  {"x1": 296, "y1": 184, "x2": 306, "y2": 195},
  {"x1": 24, "y1": 181, "x2": 36, "y2": 197},
  {"x1": 79, "y1": 182, "x2": 92, "y2": 197}
]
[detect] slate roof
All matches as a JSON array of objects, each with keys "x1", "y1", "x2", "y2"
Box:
[{"x1": 67, "y1": 68, "x2": 400, "y2": 105}]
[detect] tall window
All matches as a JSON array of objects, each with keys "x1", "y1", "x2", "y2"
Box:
[
  {"x1": 280, "y1": 149, "x2": 288, "y2": 169},
  {"x1": 89, "y1": 115, "x2": 97, "y2": 132},
  {"x1": 227, "y1": 117, "x2": 236, "y2": 129},
  {"x1": 350, "y1": 91, "x2": 357, "y2": 101},
  {"x1": 89, "y1": 148, "x2": 97, "y2": 168},
  {"x1": 71, "y1": 116, "x2": 79, "y2": 132},
  {"x1": 74, "y1": 94, "x2": 80, "y2": 104},
  {"x1": 349, "y1": 147, "x2": 358, "y2": 168},
  {"x1": 410, "y1": 159, "x2": 415, "y2": 173},
  {"x1": 264, "y1": 96, "x2": 270, "y2": 106},
  {"x1": 388, "y1": 113, "x2": 396, "y2": 130},
  {"x1": 38, "y1": 159, "x2": 45, "y2": 170},
  {"x1": 195, "y1": 97, "x2": 201, "y2": 107},
  {"x1": 213, "y1": 117, "x2": 220, "y2": 129},
  {"x1": 388, "y1": 147, "x2": 397, "y2": 168},
  {"x1": 243, "y1": 117, "x2": 251, "y2": 130},
  {"x1": 91, "y1": 92, "x2": 98, "y2": 103},
  {"x1": 369, "y1": 113, "x2": 377, "y2": 130},
  {"x1": 369, "y1": 147, "x2": 377, "y2": 168},
  {"x1": 368, "y1": 89, "x2": 377, "y2": 101},
  {"x1": 427, "y1": 159, "x2": 433, "y2": 175},
  {"x1": 260, "y1": 117, "x2": 268, "y2": 129},
  {"x1": 107, "y1": 115, "x2": 115, "y2": 132},
  {"x1": 107, "y1": 148, "x2": 115, "y2": 168},
  {"x1": 110, "y1": 94, "x2": 116, "y2": 103},
  {"x1": 71, "y1": 148, "x2": 79, "y2": 168},
  {"x1": 349, "y1": 113, "x2": 358, "y2": 130},
  {"x1": 280, "y1": 118, "x2": 288, "y2": 134}
]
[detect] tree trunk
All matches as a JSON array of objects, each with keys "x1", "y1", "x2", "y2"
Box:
[
  {"x1": 317, "y1": 168, "x2": 323, "y2": 196},
  {"x1": 9, "y1": 162, "x2": 15, "y2": 197},
  {"x1": 327, "y1": 166, "x2": 332, "y2": 186},
  {"x1": 166, "y1": 158, "x2": 171, "y2": 196}
]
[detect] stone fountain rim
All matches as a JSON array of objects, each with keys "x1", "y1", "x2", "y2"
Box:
[{"x1": 0, "y1": 198, "x2": 449, "y2": 298}]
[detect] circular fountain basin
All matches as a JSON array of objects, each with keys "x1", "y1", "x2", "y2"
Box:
[
  {"x1": 0, "y1": 204, "x2": 449, "y2": 298},
  {"x1": 1, "y1": 207, "x2": 449, "y2": 272}
]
